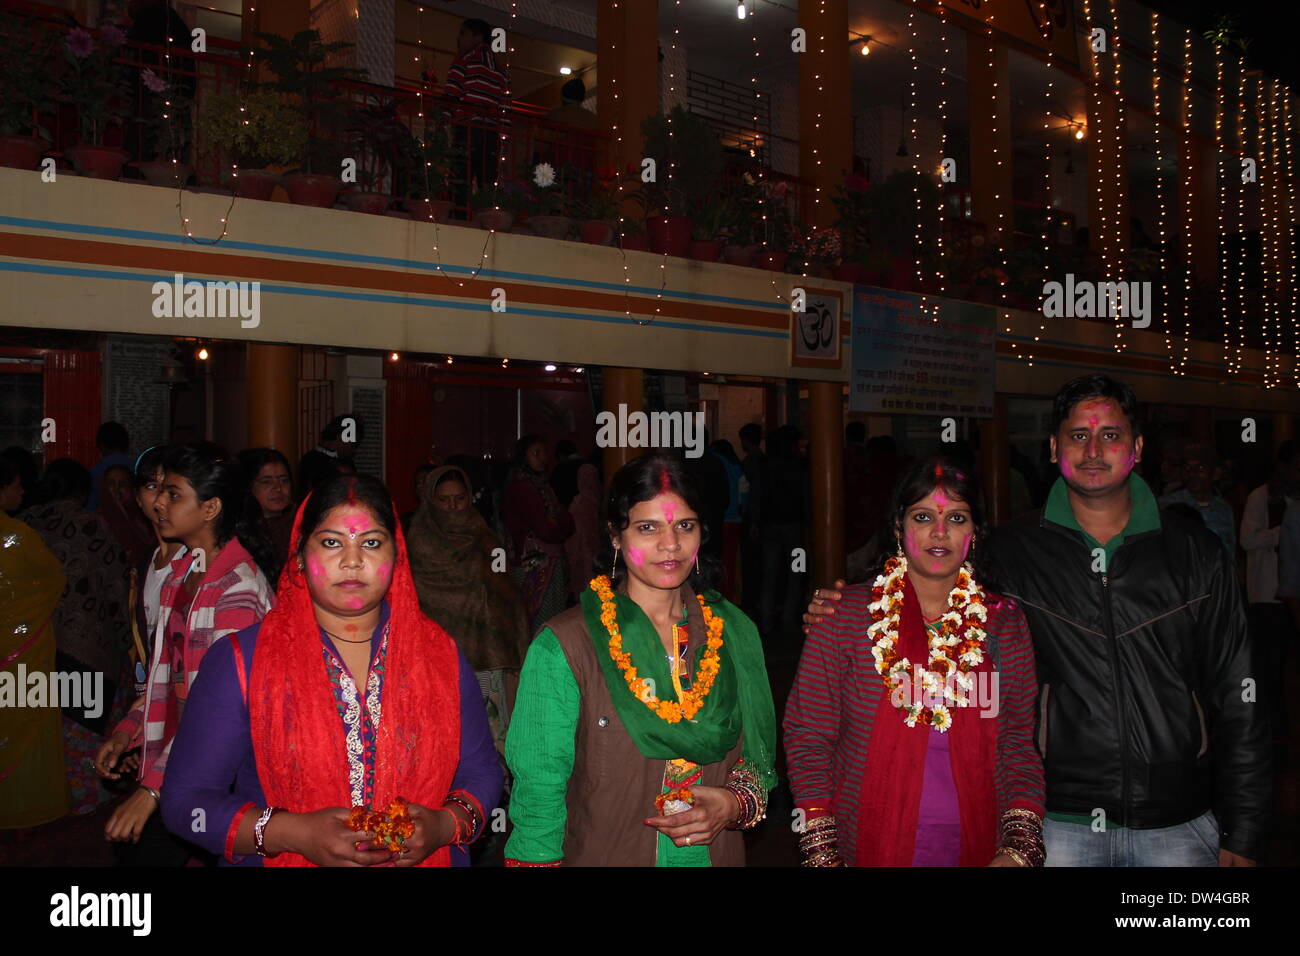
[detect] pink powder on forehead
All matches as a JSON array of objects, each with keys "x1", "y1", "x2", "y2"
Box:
[{"x1": 663, "y1": 498, "x2": 676, "y2": 524}]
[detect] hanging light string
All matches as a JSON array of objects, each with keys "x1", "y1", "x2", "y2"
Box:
[
  {"x1": 1079, "y1": 0, "x2": 1110, "y2": 284},
  {"x1": 1106, "y1": 0, "x2": 1125, "y2": 353},
  {"x1": 1286, "y1": 86, "x2": 1298, "y2": 389},
  {"x1": 1154, "y1": 13, "x2": 1173, "y2": 373},
  {"x1": 1173, "y1": 26, "x2": 1192, "y2": 375},
  {"x1": 933, "y1": 1, "x2": 948, "y2": 316},
  {"x1": 907, "y1": 2, "x2": 927, "y2": 314},
  {"x1": 1233, "y1": 56, "x2": 1248, "y2": 375},
  {"x1": 177, "y1": 0, "x2": 253, "y2": 245},
  {"x1": 1019, "y1": 2, "x2": 1054, "y2": 365},
  {"x1": 1266, "y1": 77, "x2": 1281, "y2": 388},
  {"x1": 1214, "y1": 38, "x2": 1233, "y2": 374},
  {"x1": 1256, "y1": 75, "x2": 1271, "y2": 388}
]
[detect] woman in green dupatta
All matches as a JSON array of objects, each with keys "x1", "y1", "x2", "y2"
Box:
[{"x1": 504, "y1": 453, "x2": 776, "y2": 866}]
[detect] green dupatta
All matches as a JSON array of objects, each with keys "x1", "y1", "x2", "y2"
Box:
[{"x1": 580, "y1": 583, "x2": 778, "y2": 794}]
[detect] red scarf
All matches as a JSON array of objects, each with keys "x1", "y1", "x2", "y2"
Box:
[
  {"x1": 854, "y1": 573, "x2": 997, "y2": 866},
  {"x1": 248, "y1": 493, "x2": 461, "y2": 867}
]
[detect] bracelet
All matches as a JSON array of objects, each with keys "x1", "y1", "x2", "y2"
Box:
[
  {"x1": 444, "y1": 793, "x2": 482, "y2": 841},
  {"x1": 997, "y1": 846, "x2": 1031, "y2": 867},
  {"x1": 140, "y1": 785, "x2": 161, "y2": 804},
  {"x1": 254, "y1": 806, "x2": 284, "y2": 858},
  {"x1": 723, "y1": 765, "x2": 768, "y2": 830}
]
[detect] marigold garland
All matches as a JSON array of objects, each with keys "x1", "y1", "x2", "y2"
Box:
[
  {"x1": 654, "y1": 787, "x2": 695, "y2": 815},
  {"x1": 591, "y1": 575, "x2": 723, "y2": 723},
  {"x1": 865, "y1": 556, "x2": 988, "y2": 732}
]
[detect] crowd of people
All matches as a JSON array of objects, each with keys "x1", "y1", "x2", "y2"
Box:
[{"x1": 0, "y1": 372, "x2": 1293, "y2": 866}]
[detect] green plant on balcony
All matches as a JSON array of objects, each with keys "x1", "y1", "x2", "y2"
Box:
[
  {"x1": 345, "y1": 95, "x2": 412, "y2": 193},
  {"x1": 253, "y1": 29, "x2": 367, "y2": 175},
  {"x1": 0, "y1": 12, "x2": 59, "y2": 140},
  {"x1": 57, "y1": 25, "x2": 132, "y2": 147},
  {"x1": 529, "y1": 161, "x2": 573, "y2": 215},
  {"x1": 689, "y1": 193, "x2": 737, "y2": 241},
  {"x1": 397, "y1": 108, "x2": 462, "y2": 200},
  {"x1": 575, "y1": 178, "x2": 621, "y2": 223},
  {"x1": 637, "y1": 105, "x2": 724, "y2": 218},
  {"x1": 196, "y1": 88, "x2": 308, "y2": 170},
  {"x1": 471, "y1": 177, "x2": 534, "y2": 214},
  {"x1": 135, "y1": 69, "x2": 193, "y2": 161}
]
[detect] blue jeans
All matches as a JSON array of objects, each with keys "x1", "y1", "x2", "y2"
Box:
[{"x1": 1044, "y1": 811, "x2": 1220, "y2": 867}]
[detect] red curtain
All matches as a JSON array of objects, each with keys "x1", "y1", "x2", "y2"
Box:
[{"x1": 43, "y1": 349, "x2": 102, "y2": 467}]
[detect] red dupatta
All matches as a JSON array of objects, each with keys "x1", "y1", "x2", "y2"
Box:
[
  {"x1": 248, "y1": 491, "x2": 461, "y2": 867},
  {"x1": 853, "y1": 573, "x2": 998, "y2": 866}
]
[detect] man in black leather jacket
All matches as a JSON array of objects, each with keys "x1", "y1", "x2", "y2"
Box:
[
  {"x1": 804, "y1": 373, "x2": 1271, "y2": 865},
  {"x1": 983, "y1": 374, "x2": 1269, "y2": 865}
]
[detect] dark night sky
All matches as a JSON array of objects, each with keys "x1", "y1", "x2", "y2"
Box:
[{"x1": 1141, "y1": 0, "x2": 1299, "y2": 88}]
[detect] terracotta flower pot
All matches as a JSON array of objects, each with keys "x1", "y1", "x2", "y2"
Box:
[
  {"x1": 404, "y1": 198, "x2": 455, "y2": 222},
  {"x1": 690, "y1": 239, "x2": 723, "y2": 262},
  {"x1": 756, "y1": 248, "x2": 788, "y2": 271},
  {"x1": 137, "y1": 160, "x2": 193, "y2": 188},
  {"x1": 529, "y1": 214, "x2": 573, "y2": 239},
  {"x1": 66, "y1": 144, "x2": 131, "y2": 180},
  {"x1": 344, "y1": 190, "x2": 391, "y2": 215},
  {"x1": 0, "y1": 135, "x2": 48, "y2": 170},
  {"x1": 619, "y1": 233, "x2": 649, "y2": 251},
  {"x1": 647, "y1": 215, "x2": 693, "y2": 257},
  {"x1": 832, "y1": 262, "x2": 862, "y2": 282},
  {"x1": 579, "y1": 220, "x2": 614, "y2": 245},
  {"x1": 474, "y1": 208, "x2": 514, "y2": 231},
  {"x1": 283, "y1": 172, "x2": 340, "y2": 208},
  {"x1": 721, "y1": 244, "x2": 757, "y2": 267},
  {"x1": 225, "y1": 168, "x2": 279, "y2": 200}
]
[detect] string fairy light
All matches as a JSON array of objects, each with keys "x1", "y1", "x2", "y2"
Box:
[
  {"x1": 1286, "y1": 87, "x2": 1298, "y2": 388},
  {"x1": 1213, "y1": 37, "x2": 1234, "y2": 374},
  {"x1": 933, "y1": 2, "x2": 948, "y2": 313},
  {"x1": 1233, "y1": 58, "x2": 1249, "y2": 375},
  {"x1": 1153, "y1": 13, "x2": 1174, "y2": 373},
  {"x1": 1021, "y1": 2, "x2": 1056, "y2": 365},
  {"x1": 1266, "y1": 77, "x2": 1281, "y2": 388},
  {"x1": 1257, "y1": 75, "x2": 1271, "y2": 387},
  {"x1": 908, "y1": 2, "x2": 924, "y2": 311},
  {"x1": 1173, "y1": 26, "x2": 1193, "y2": 375},
  {"x1": 1106, "y1": 0, "x2": 1125, "y2": 353}
]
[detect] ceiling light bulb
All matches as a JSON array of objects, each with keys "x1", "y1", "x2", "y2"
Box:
[{"x1": 737, "y1": 2, "x2": 747, "y2": 21}]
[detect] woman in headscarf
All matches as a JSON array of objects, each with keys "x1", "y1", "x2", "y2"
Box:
[
  {"x1": 159, "y1": 474, "x2": 503, "y2": 866},
  {"x1": 99, "y1": 463, "x2": 155, "y2": 569},
  {"x1": 504, "y1": 453, "x2": 776, "y2": 866},
  {"x1": 0, "y1": 492, "x2": 69, "y2": 830},
  {"x1": 408, "y1": 466, "x2": 531, "y2": 754},
  {"x1": 564, "y1": 462, "x2": 602, "y2": 604},
  {"x1": 20, "y1": 458, "x2": 130, "y2": 816},
  {"x1": 502, "y1": 435, "x2": 574, "y2": 632}
]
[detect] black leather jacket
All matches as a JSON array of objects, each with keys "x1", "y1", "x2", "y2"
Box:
[{"x1": 986, "y1": 509, "x2": 1271, "y2": 858}]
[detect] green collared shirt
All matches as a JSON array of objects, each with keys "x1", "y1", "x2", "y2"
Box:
[
  {"x1": 1040, "y1": 472, "x2": 1161, "y2": 829},
  {"x1": 1043, "y1": 472, "x2": 1162, "y2": 564}
]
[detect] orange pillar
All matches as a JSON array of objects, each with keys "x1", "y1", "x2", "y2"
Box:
[
  {"x1": 809, "y1": 381, "x2": 845, "y2": 587},
  {"x1": 967, "y1": 34, "x2": 1014, "y2": 243},
  {"x1": 247, "y1": 344, "x2": 300, "y2": 466},
  {"x1": 601, "y1": 367, "x2": 644, "y2": 478},
  {"x1": 597, "y1": 0, "x2": 659, "y2": 224},
  {"x1": 980, "y1": 394, "x2": 1010, "y2": 527},
  {"x1": 798, "y1": 0, "x2": 852, "y2": 228}
]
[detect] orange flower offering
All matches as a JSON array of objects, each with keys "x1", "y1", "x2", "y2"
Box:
[
  {"x1": 655, "y1": 787, "x2": 695, "y2": 816},
  {"x1": 348, "y1": 796, "x2": 416, "y2": 851},
  {"x1": 591, "y1": 576, "x2": 724, "y2": 724}
]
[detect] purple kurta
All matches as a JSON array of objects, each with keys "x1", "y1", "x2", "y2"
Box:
[
  {"x1": 160, "y1": 601, "x2": 503, "y2": 866},
  {"x1": 910, "y1": 727, "x2": 962, "y2": 866}
]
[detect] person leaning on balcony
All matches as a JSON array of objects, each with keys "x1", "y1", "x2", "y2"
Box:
[
  {"x1": 544, "y1": 78, "x2": 600, "y2": 131},
  {"x1": 504, "y1": 453, "x2": 776, "y2": 866},
  {"x1": 784, "y1": 455, "x2": 1044, "y2": 867},
  {"x1": 443, "y1": 17, "x2": 509, "y2": 207}
]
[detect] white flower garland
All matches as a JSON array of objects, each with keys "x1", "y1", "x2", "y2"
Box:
[{"x1": 866, "y1": 555, "x2": 988, "y2": 732}]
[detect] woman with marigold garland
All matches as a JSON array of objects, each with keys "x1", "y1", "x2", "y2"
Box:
[
  {"x1": 785, "y1": 455, "x2": 1045, "y2": 866},
  {"x1": 504, "y1": 453, "x2": 777, "y2": 866}
]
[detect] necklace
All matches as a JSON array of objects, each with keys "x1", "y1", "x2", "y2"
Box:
[
  {"x1": 866, "y1": 555, "x2": 988, "y2": 732},
  {"x1": 324, "y1": 628, "x2": 374, "y2": 644},
  {"x1": 591, "y1": 575, "x2": 723, "y2": 724}
]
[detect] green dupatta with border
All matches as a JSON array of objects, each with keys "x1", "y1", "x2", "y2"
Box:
[{"x1": 579, "y1": 581, "x2": 778, "y2": 795}]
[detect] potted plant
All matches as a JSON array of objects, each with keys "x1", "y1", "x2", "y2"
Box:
[
  {"x1": 471, "y1": 177, "x2": 533, "y2": 231},
  {"x1": 527, "y1": 161, "x2": 575, "y2": 239},
  {"x1": 133, "y1": 68, "x2": 194, "y2": 187},
  {"x1": 688, "y1": 193, "x2": 734, "y2": 262},
  {"x1": 794, "y1": 226, "x2": 842, "y2": 277},
  {"x1": 0, "y1": 12, "x2": 59, "y2": 169},
  {"x1": 254, "y1": 29, "x2": 367, "y2": 207},
  {"x1": 196, "y1": 88, "x2": 307, "y2": 198},
  {"x1": 618, "y1": 215, "x2": 649, "y2": 251},
  {"x1": 341, "y1": 95, "x2": 411, "y2": 215},
  {"x1": 575, "y1": 171, "x2": 620, "y2": 245},
  {"x1": 720, "y1": 183, "x2": 761, "y2": 266},
  {"x1": 58, "y1": 25, "x2": 133, "y2": 179},
  {"x1": 398, "y1": 109, "x2": 461, "y2": 222},
  {"x1": 638, "y1": 105, "x2": 724, "y2": 256},
  {"x1": 753, "y1": 181, "x2": 796, "y2": 270}
]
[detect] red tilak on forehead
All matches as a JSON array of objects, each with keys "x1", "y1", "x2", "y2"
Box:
[
  {"x1": 659, "y1": 469, "x2": 671, "y2": 494},
  {"x1": 345, "y1": 480, "x2": 358, "y2": 506},
  {"x1": 934, "y1": 463, "x2": 943, "y2": 478}
]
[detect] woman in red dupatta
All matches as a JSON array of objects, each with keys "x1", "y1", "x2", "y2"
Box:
[
  {"x1": 233, "y1": 475, "x2": 475, "y2": 866},
  {"x1": 785, "y1": 456, "x2": 1046, "y2": 867}
]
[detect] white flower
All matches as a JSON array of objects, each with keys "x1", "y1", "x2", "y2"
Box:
[
  {"x1": 954, "y1": 670, "x2": 975, "y2": 692},
  {"x1": 904, "y1": 703, "x2": 923, "y2": 727},
  {"x1": 533, "y1": 162, "x2": 556, "y2": 187},
  {"x1": 931, "y1": 705, "x2": 952, "y2": 732},
  {"x1": 942, "y1": 611, "x2": 963, "y2": 628},
  {"x1": 959, "y1": 649, "x2": 985, "y2": 666},
  {"x1": 949, "y1": 587, "x2": 970, "y2": 605},
  {"x1": 968, "y1": 603, "x2": 988, "y2": 622},
  {"x1": 889, "y1": 658, "x2": 911, "y2": 677}
]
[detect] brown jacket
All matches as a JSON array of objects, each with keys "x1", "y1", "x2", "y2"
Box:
[{"x1": 547, "y1": 584, "x2": 746, "y2": 866}]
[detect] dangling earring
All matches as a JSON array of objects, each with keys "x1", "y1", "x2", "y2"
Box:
[
  {"x1": 895, "y1": 536, "x2": 904, "y2": 557},
  {"x1": 694, "y1": 554, "x2": 699, "y2": 575},
  {"x1": 612, "y1": 547, "x2": 621, "y2": 576}
]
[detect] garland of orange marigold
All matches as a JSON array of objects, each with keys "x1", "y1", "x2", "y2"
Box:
[{"x1": 591, "y1": 575, "x2": 724, "y2": 723}]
